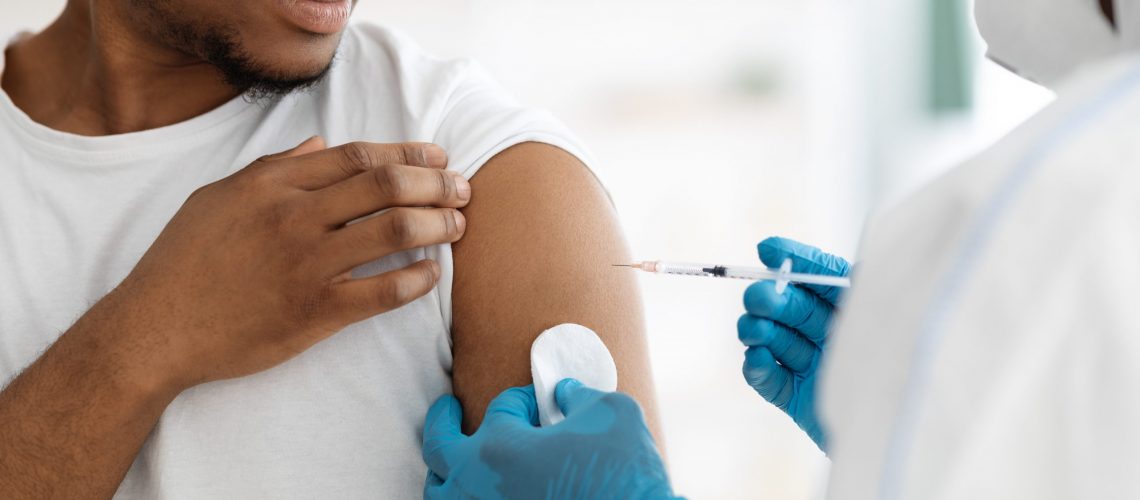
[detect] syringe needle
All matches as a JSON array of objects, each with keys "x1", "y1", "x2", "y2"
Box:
[{"x1": 612, "y1": 264, "x2": 633, "y2": 267}]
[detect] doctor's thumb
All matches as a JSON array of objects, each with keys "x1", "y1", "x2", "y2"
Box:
[{"x1": 554, "y1": 378, "x2": 608, "y2": 416}]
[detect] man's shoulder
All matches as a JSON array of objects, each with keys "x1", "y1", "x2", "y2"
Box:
[
  {"x1": 308, "y1": 22, "x2": 514, "y2": 147},
  {"x1": 320, "y1": 23, "x2": 585, "y2": 180},
  {"x1": 332, "y1": 23, "x2": 483, "y2": 103}
]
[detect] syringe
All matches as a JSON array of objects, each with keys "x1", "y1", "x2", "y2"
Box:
[{"x1": 615, "y1": 260, "x2": 850, "y2": 293}]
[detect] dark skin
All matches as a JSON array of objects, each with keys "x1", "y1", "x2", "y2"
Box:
[
  {"x1": 450, "y1": 143, "x2": 661, "y2": 440},
  {"x1": 0, "y1": 137, "x2": 470, "y2": 498},
  {"x1": 0, "y1": 0, "x2": 661, "y2": 497},
  {"x1": 0, "y1": 0, "x2": 473, "y2": 497},
  {"x1": 2, "y1": 0, "x2": 349, "y2": 135}
]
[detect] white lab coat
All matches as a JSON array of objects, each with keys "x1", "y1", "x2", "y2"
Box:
[{"x1": 821, "y1": 53, "x2": 1140, "y2": 500}]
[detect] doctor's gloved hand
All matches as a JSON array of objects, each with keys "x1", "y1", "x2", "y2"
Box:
[
  {"x1": 422, "y1": 380, "x2": 679, "y2": 500},
  {"x1": 737, "y1": 237, "x2": 850, "y2": 452}
]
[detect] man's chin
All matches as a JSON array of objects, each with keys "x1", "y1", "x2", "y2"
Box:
[{"x1": 196, "y1": 25, "x2": 339, "y2": 102}]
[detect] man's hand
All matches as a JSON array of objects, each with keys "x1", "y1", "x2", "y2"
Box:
[
  {"x1": 737, "y1": 237, "x2": 850, "y2": 451},
  {"x1": 0, "y1": 137, "x2": 469, "y2": 499},
  {"x1": 422, "y1": 380, "x2": 678, "y2": 500},
  {"x1": 116, "y1": 136, "x2": 470, "y2": 387}
]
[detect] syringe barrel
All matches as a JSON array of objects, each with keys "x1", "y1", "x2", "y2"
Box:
[
  {"x1": 646, "y1": 261, "x2": 851, "y2": 288},
  {"x1": 651, "y1": 262, "x2": 779, "y2": 281},
  {"x1": 650, "y1": 262, "x2": 712, "y2": 277}
]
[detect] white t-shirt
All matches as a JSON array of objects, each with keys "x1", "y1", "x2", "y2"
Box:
[{"x1": 0, "y1": 23, "x2": 588, "y2": 499}]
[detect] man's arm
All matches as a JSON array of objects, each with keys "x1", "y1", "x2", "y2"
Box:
[
  {"x1": 450, "y1": 142, "x2": 662, "y2": 441},
  {"x1": 0, "y1": 294, "x2": 179, "y2": 499},
  {"x1": 0, "y1": 140, "x2": 468, "y2": 498}
]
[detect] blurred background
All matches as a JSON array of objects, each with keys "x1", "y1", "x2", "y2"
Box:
[{"x1": 2, "y1": 1, "x2": 1055, "y2": 498}]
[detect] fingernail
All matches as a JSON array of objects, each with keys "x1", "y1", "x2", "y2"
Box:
[
  {"x1": 423, "y1": 144, "x2": 448, "y2": 168},
  {"x1": 428, "y1": 260, "x2": 441, "y2": 280},
  {"x1": 453, "y1": 210, "x2": 466, "y2": 234},
  {"x1": 454, "y1": 174, "x2": 471, "y2": 202}
]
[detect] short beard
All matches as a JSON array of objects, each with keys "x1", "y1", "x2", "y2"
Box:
[
  {"x1": 132, "y1": 1, "x2": 334, "y2": 103},
  {"x1": 197, "y1": 26, "x2": 334, "y2": 103}
]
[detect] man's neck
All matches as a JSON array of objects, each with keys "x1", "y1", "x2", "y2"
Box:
[{"x1": 1, "y1": 2, "x2": 243, "y2": 136}]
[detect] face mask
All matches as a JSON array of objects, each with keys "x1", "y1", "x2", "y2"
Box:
[{"x1": 975, "y1": 0, "x2": 1120, "y2": 88}]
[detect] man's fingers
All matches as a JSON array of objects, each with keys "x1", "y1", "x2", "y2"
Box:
[
  {"x1": 743, "y1": 280, "x2": 833, "y2": 345},
  {"x1": 283, "y1": 142, "x2": 448, "y2": 190},
  {"x1": 320, "y1": 208, "x2": 466, "y2": 276},
  {"x1": 311, "y1": 164, "x2": 471, "y2": 226},
  {"x1": 281, "y1": 136, "x2": 328, "y2": 159},
  {"x1": 554, "y1": 378, "x2": 608, "y2": 417},
  {"x1": 743, "y1": 347, "x2": 795, "y2": 410},
  {"x1": 329, "y1": 259, "x2": 441, "y2": 325},
  {"x1": 737, "y1": 315, "x2": 819, "y2": 373},
  {"x1": 422, "y1": 395, "x2": 465, "y2": 478},
  {"x1": 485, "y1": 386, "x2": 540, "y2": 428},
  {"x1": 258, "y1": 136, "x2": 328, "y2": 163},
  {"x1": 757, "y1": 237, "x2": 849, "y2": 305}
]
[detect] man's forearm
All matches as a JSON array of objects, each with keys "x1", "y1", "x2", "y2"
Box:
[{"x1": 0, "y1": 291, "x2": 179, "y2": 499}]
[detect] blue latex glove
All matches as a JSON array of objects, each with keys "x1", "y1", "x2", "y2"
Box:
[
  {"x1": 422, "y1": 379, "x2": 679, "y2": 500},
  {"x1": 737, "y1": 237, "x2": 850, "y2": 452}
]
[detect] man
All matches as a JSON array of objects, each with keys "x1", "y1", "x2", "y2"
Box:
[
  {"x1": 0, "y1": 1, "x2": 660, "y2": 498},
  {"x1": 423, "y1": 0, "x2": 1140, "y2": 498}
]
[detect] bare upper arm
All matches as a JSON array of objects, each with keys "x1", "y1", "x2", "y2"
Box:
[{"x1": 450, "y1": 142, "x2": 661, "y2": 441}]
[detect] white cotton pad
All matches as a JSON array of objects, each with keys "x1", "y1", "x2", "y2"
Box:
[{"x1": 530, "y1": 323, "x2": 618, "y2": 427}]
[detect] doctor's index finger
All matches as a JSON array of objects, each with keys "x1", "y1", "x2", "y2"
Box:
[
  {"x1": 422, "y1": 395, "x2": 465, "y2": 477},
  {"x1": 281, "y1": 141, "x2": 450, "y2": 190},
  {"x1": 757, "y1": 237, "x2": 850, "y2": 305}
]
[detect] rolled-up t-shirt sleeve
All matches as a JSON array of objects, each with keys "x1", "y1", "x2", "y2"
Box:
[
  {"x1": 419, "y1": 60, "x2": 598, "y2": 331},
  {"x1": 428, "y1": 60, "x2": 593, "y2": 180}
]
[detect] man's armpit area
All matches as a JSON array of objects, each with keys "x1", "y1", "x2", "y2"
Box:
[{"x1": 449, "y1": 142, "x2": 662, "y2": 443}]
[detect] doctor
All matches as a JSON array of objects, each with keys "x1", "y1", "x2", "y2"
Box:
[{"x1": 420, "y1": 0, "x2": 1140, "y2": 498}]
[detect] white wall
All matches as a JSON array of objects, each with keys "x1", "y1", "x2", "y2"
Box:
[{"x1": 0, "y1": 2, "x2": 1051, "y2": 498}]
